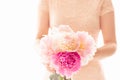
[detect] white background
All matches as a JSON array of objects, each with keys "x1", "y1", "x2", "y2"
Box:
[{"x1": 0, "y1": 0, "x2": 120, "y2": 80}]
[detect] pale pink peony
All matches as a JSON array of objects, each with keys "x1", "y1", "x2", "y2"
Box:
[
  {"x1": 48, "y1": 25, "x2": 79, "y2": 52},
  {"x1": 39, "y1": 36, "x2": 55, "y2": 64},
  {"x1": 76, "y1": 31, "x2": 96, "y2": 65},
  {"x1": 51, "y1": 51, "x2": 81, "y2": 78}
]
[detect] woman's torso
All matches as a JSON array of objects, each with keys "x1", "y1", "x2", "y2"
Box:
[
  {"x1": 48, "y1": 0, "x2": 105, "y2": 80},
  {"x1": 49, "y1": 0, "x2": 101, "y2": 40}
]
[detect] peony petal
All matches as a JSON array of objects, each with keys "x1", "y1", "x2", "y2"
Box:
[{"x1": 51, "y1": 51, "x2": 81, "y2": 78}]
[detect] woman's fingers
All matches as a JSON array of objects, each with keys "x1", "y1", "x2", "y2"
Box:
[{"x1": 45, "y1": 64, "x2": 56, "y2": 73}]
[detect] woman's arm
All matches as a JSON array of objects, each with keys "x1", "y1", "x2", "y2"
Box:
[
  {"x1": 35, "y1": 0, "x2": 49, "y2": 52},
  {"x1": 35, "y1": 0, "x2": 49, "y2": 54},
  {"x1": 36, "y1": 0, "x2": 49, "y2": 40},
  {"x1": 94, "y1": 12, "x2": 117, "y2": 60}
]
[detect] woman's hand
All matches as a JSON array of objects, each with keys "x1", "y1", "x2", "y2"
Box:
[{"x1": 44, "y1": 63, "x2": 56, "y2": 73}]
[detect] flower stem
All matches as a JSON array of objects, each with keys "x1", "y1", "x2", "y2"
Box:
[
  {"x1": 63, "y1": 76, "x2": 71, "y2": 80},
  {"x1": 49, "y1": 73, "x2": 71, "y2": 80}
]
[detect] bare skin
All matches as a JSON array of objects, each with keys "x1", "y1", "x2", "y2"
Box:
[{"x1": 35, "y1": 0, "x2": 117, "y2": 80}]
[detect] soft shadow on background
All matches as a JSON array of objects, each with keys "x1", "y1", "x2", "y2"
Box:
[{"x1": 0, "y1": 0, "x2": 120, "y2": 80}]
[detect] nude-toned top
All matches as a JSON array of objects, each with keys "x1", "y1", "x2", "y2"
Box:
[
  {"x1": 40, "y1": 0, "x2": 114, "y2": 41},
  {"x1": 39, "y1": 0, "x2": 114, "y2": 80}
]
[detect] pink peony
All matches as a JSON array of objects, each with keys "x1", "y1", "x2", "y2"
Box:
[{"x1": 51, "y1": 51, "x2": 81, "y2": 78}]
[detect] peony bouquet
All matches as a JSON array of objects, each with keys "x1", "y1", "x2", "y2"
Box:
[{"x1": 39, "y1": 25, "x2": 96, "y2": 80}]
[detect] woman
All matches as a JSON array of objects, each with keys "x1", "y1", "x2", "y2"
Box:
[{"x1": 35, "y1": 0, "x2": 117, "y2": 80}]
